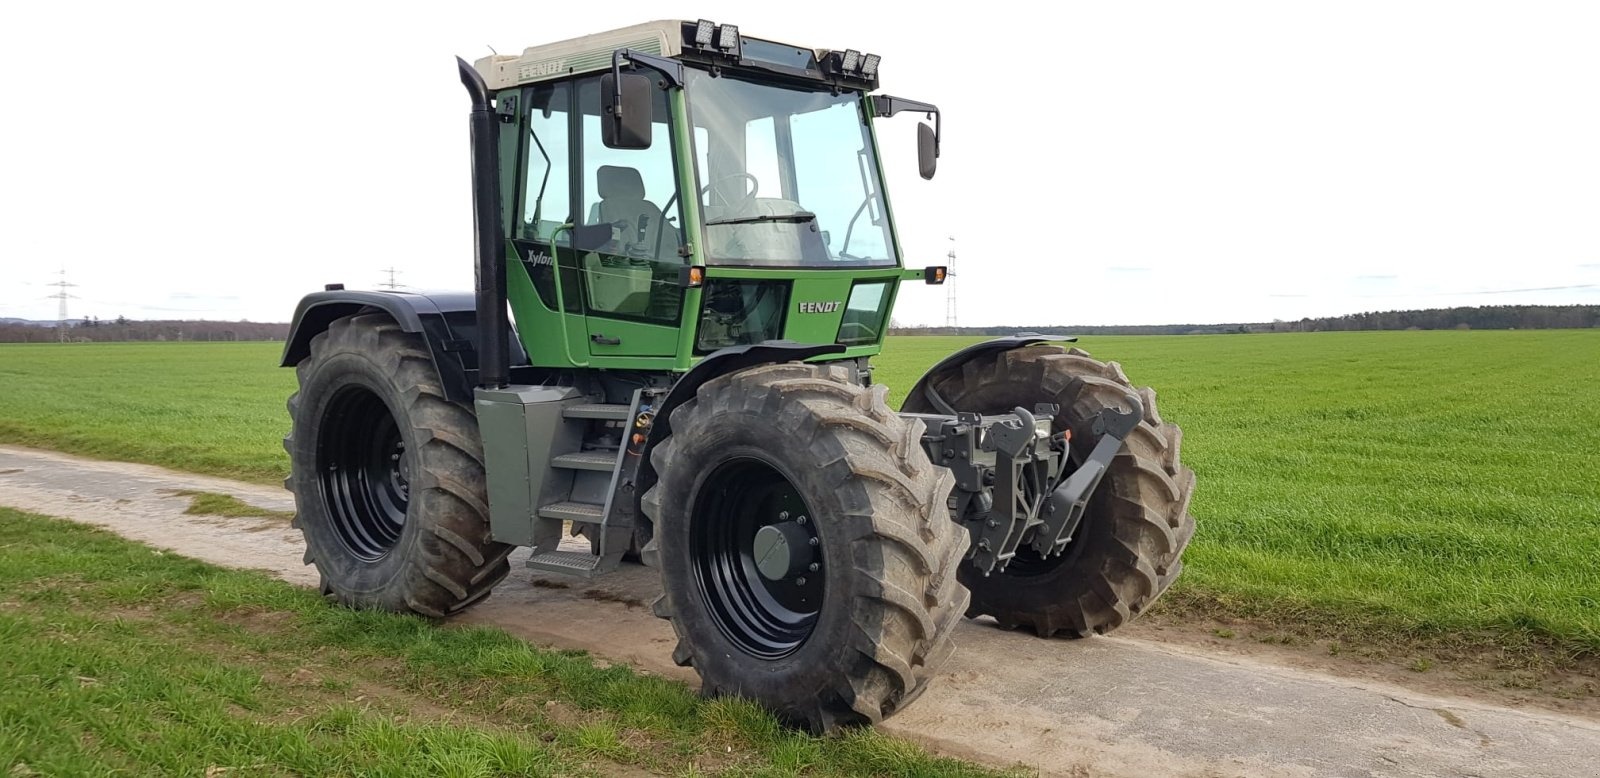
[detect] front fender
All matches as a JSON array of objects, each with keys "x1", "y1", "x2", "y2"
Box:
[
  {"x1": 635, "y1": 341, "x2": 847, "y2": 502},
  {"x1": 902, "y1": 333, "x2": 1075, "y2": 413}
]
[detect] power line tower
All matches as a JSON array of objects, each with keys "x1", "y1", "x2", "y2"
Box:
[
  {"x1": 47, "y1": 269, "x2": 78, "y2": 343},
  {"x1": 379, "y1": 266, "x2": 404, "y2": 290},
  {"x1": 944, "y1": 237, "x2": 958, "y2": 328}
]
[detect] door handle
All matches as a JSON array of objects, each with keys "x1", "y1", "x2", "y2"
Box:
[{"x1": 590, "y1": 333, "x2": 621, "y2": 346}]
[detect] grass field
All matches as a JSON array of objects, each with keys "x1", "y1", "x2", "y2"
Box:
[
  {"x1": 2, "y1": 331, "x2": 1599, "y2": 663},
  {"x1": 0, "y1": 507, "x2": 995, "y2": 776}
]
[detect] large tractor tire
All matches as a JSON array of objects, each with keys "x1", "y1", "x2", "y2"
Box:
[
  {"x1": 284, "y1": 313, "x2": 511, "y2": 617},
  {"x1": 903, "y1": 344, "x2": 1196, "y2": 638},
  {"x1": 642, "y1": 363, "x2": 967, "y2": 733}
]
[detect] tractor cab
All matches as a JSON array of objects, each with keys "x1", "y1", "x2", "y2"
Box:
[{"x1": 474, "y1": 20, "x2": 942, "y2": 370}]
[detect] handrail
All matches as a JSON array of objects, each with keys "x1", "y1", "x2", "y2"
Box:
[{"x1": 548, "y1": 224, "x2": 590, "y2": 367}]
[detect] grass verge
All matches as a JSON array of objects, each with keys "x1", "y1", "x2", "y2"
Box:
[{"x1": 0, "y1": 507, "x2": 1007, "y2": 777}]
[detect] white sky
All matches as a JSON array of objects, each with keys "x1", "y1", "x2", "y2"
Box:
[{"x1": 2, "y1": 1, "x2": 1596, "y2": 326}]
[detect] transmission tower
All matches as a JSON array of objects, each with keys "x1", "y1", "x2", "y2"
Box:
[
  {"x1": 47, "y1": 269, "x2": 78, "y2": 343},
  {"x1": 944, "y1": 237, "x2": 958, "y2": 328},
  {"x1": 379, "y1": 266, "x2": 404, "y2": 290}
]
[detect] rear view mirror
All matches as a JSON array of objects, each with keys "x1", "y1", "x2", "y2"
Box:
[
  {"x1": 917, "y1": 122, "x2": 937, "y2": 180},
  {"x1": 601, "y1": 72, "x2": 653, "y2": 150}
]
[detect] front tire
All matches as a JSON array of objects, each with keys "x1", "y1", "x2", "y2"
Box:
[
  {"x1": 284, "y1": 313, "x2": 511, "y2": 617},
  {"x1": 904, "y1": 344, "x2": 1197, "y2": 638},
  {"x1": 643, "y1": 363, "x2": 967, "y2": 732}
]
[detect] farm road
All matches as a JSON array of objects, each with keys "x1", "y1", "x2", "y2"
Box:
[{"x1": 2, "y1": 444, "x2": 1597, "y2": 777}]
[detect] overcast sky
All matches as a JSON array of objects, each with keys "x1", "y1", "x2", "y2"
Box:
[{"x1": 2, "y1": 1, "x2": 1596, "y2": 326}]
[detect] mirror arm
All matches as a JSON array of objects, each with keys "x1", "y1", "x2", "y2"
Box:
[
  {"x1": 610, "y1": 49, "x2": 686, "y2": 101},
  {"x1": 872, "y1": 95, "x2": 941, "y2": 157}
]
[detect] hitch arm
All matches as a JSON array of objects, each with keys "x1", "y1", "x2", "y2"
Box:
[{"x1": 1029, "y1": 394, "x2": 1144, "y2": 558}]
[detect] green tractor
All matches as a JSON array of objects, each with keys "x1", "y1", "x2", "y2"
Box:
[{"x1": 281, "y1": 20, "x2": 1195, "y2": 732}]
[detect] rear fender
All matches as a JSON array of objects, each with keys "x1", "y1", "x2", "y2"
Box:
[{"x1": 281, "y1": 289, "x2": 523, "y2": 404}]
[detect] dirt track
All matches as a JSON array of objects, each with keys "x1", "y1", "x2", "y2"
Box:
[{"x1": 3, "y1": 444, "x2": 1598, "y2": 777}]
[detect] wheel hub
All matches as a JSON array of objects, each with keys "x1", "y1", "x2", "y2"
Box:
[
  {"x1": 691, "y1": 457, "x2": 823, "y2": 659},
  {"x1": 753, "y1": 521, "x2": 811, "y2": 581}
]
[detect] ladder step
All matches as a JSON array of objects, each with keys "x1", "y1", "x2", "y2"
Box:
[
  {"x1": 538, "y1": 500, "x2": 605, "y2": 523},
  {"x1": 564, "y1": 403, "x2": 631, "y2": 421},
  {"x1": 525, "y1": 550, "x2": 604, "y2": 577},
  {"x1": 551, "y1": 450, "x2": 618, "y2": 471}
]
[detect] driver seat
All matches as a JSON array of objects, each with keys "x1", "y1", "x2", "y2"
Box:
[{"x1": 590, "y1": 165, "x2": 664, "y2": 259}]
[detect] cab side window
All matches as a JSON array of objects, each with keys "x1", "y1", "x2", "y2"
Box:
[{"x1": 573, "y1": 77, "x2": 685, "y2": 323}]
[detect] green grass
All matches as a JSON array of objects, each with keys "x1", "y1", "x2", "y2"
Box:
[
  {"x1": 175, "y1": 490, "x2": 295, "y2": 521},
  {"x1": 0, "y1": 342, "x2": 294, "y2": 483},
  {"x1": 0, "y1": 507, "x2": 1003, "y2": 777},
  {"x1": 2, "y1": 332, "x2": 1599, "y2": 661}
]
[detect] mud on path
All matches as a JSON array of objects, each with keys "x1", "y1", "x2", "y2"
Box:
[{"x1": 3, "y1": 444, "x2": 1598, "y2": 778}]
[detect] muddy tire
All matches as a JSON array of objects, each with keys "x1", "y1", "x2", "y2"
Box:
[
  {"x1": 903, "y1": 344, "x2": 1196, "y2": 638},
  {"x1": 643, "y1": 363, "x2": 967, "y2": 732},
  {"x1": 284, "y1": 313, "x2": 510, "y2": 617}
]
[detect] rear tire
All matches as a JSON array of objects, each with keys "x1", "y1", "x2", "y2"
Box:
[
  {"x1": 903, "y1": 344, "x2": 1196, "y2": 638},
  {"x1": 284, "y1": 313, "x2": 511, "y2": 617},
  {"x1": 643, "y1": 363, "x2": 967, "y2": 732}
]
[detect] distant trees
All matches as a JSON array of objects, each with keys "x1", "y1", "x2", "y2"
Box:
[
  {"x1": 888, "y1": 305, "x2": 1600, "y2": 337},
  {"x1": 1293, "y1": 305, "x2": 1600, "y2": 332},
  {"x1": 0, "y1": 319, "x2": 291, "y2": 343}
]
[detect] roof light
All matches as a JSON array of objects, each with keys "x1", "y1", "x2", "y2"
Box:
[
  {"x1": 840, "y1": 49, "x2": 861, "y2": 73},
  {"x1": 861, "y1": 53, "x2": 881, "y2": 77},
  {"x1": 693, "y1": 19, "x2": 715, "y2": 46},
  {"x1": 716, "y1": 23, "x2": 740, "y2": 51}
]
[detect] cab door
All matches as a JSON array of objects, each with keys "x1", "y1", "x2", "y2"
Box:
[{"x1": 571, "y1": 76, "x2": 686, "y2": 360}]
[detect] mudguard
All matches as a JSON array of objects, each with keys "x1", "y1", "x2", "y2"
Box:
[
  {"x1": 280, "y1": 289, "x2": 523, "y2": 404},
  {"x1": 902, "y1": 333, "x2": 1075, "y2": 412},
  {"x1": 634, "y1": 341, "x2": 847, "y2": 503}
]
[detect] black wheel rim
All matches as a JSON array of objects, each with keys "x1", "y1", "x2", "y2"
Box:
[
  {"x1": 317, "y1": 385, "x2": 409, "y2": 562},
  {"x1": 691, "y1": 458, "x2": 822, "y2": 659}
]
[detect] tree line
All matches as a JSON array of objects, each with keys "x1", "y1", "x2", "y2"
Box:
[
  {"x1": 890, "y1": 304, "x2": 1600, "y2": 336},
  {"x1": 0, "y1": 318, "x2": 290, "y2": 343}
]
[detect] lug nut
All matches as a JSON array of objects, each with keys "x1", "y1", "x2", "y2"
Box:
[
  {"x1": 808, "y1": 562, "x2": 819, "y2": 572},
  {"x1": 778, "y1": 511, "x2": 789, "y2": 520},
  {"x1": 808, "y1": 537, "x2": 819, "y2": 546},
  {"x1": 795, "y1": 577, "x2": 806, "y2": 586},
  {"x1": 796, "y1": 515, "x2": 807, "y2": 525}
]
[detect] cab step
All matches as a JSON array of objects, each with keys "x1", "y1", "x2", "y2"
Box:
[
  {"x1": 563, "y1": 403, "x2": 631, "y2": 421},
  {"x1": 537, "y1": 500, "x2": 605, "y2": 523},
  {"x1": 525, "y1": 549, "x2": 617, "y2": 578},
  {"x1": 551, "y1": 450, "x2": 619, "y2": 471}
]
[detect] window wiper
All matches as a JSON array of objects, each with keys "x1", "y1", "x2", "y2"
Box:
[{"x1": 705, "y1": 211, "x2": 817, "y2": 227}]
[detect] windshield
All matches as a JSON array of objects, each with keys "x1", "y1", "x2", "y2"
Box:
[{"x1": 685, "y1": 69, "x2": 898, "y2": 267}]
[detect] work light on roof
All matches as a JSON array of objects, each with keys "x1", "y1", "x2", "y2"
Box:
[
  {"x1": 861, "y1": 53, "x2": 881, "y2": 77},
  {"x1": 693, "y1": 19, "x2": 715, "y2": 46},
  {"x1": 716, "y1": 23, "x2": 739, "y2": 51},
  {"x1": 840, "y1": 49, "x2": 861, "y2": 73}
]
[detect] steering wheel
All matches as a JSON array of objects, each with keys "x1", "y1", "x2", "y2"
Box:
[{"x1": 700, "y1": 172, "x2": 759, "y2": 210}]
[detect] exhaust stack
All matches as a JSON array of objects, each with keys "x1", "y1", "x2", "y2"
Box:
[{"x1": 456, "y1": 56, "x2": 510, "y2": 389}]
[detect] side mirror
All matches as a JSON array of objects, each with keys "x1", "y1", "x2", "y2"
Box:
[
  {"x1": 601, "y1": 72, "x2": 653, "y2": 149},
  {"x1": 917, "y1": 121, "x2": 938, "y2": 180}
]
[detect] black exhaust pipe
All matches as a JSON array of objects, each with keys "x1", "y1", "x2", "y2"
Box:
[{"x1": 456, "y1": 56, "x2": 509, "y2": 389}]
